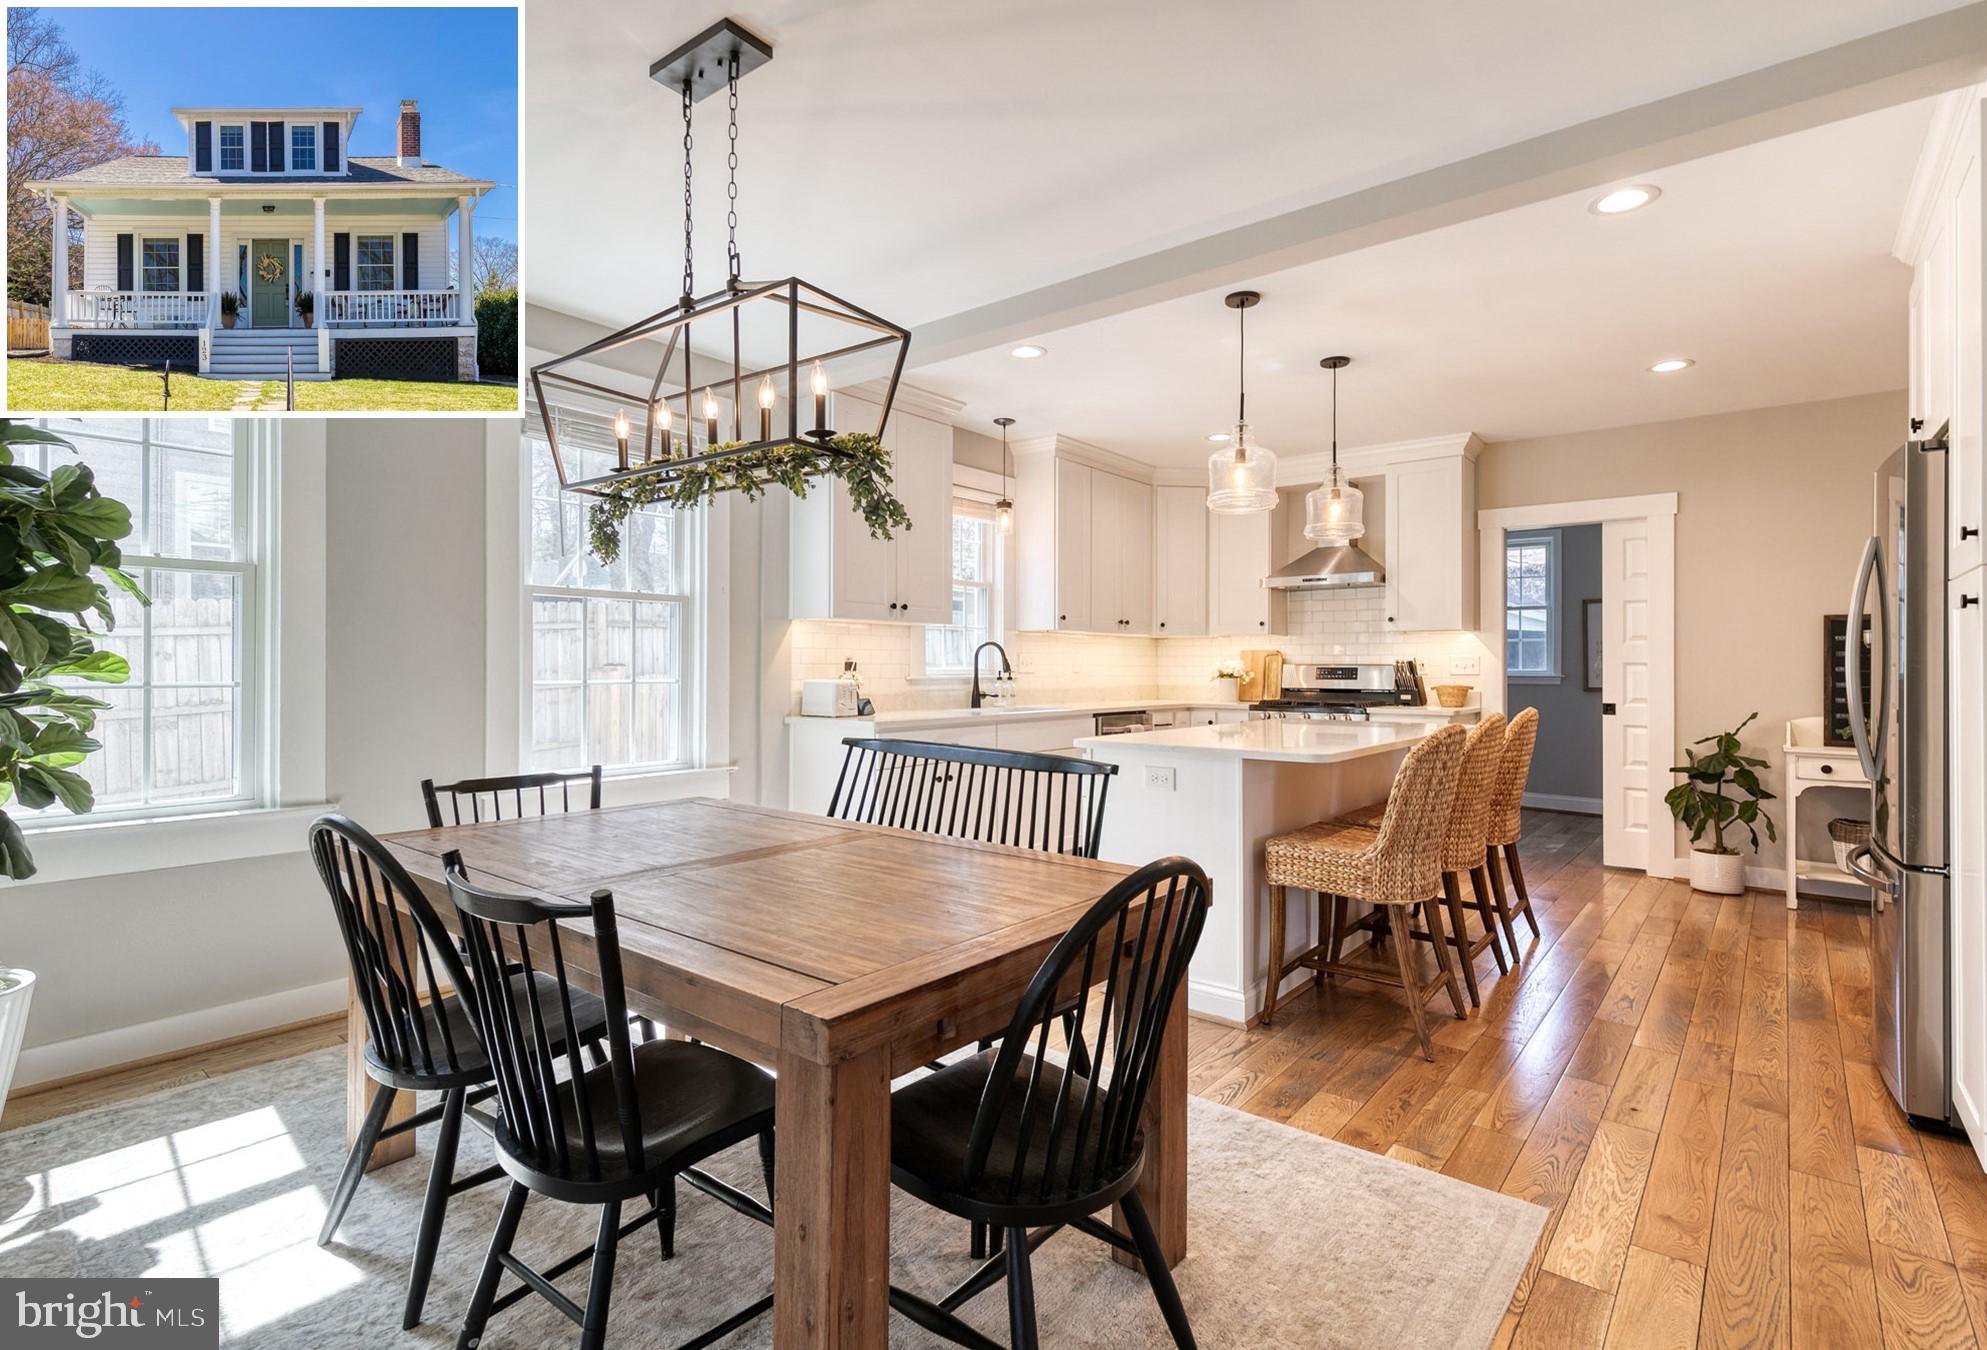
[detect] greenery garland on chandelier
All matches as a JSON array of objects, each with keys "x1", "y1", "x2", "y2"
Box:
[{"x1": 586, "y1": 432, "x2": 911, "y2": 564}]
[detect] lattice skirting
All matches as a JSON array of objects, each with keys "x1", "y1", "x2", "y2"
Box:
[
  {"x1": 68, "y1": 334, "x2": 199, "y2": 368},
  {"x1": 332, "y1": 337, "x2": 457, "y2": 382}
]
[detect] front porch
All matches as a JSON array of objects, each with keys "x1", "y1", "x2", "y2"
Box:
[{"x1": 60, "y1": 288, "x2": 466, "y2": 331}]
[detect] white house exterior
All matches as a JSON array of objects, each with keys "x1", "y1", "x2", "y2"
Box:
[{"x1": 25, "y1": 100, "x2": 493, "y2": 381}]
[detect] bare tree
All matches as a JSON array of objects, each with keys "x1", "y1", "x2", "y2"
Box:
[
  {"x1": 472, "y1": 236, "x2": 517, "y2": 295},
  {"x1": 8, "y1": 8, "x2": 156, "y2": 306}
]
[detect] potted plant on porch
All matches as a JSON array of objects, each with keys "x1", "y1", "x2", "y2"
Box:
[
  {"x1": 1664, "y1": 711, "x2": 1778, "y2": 895},
  {"x1": 294, "y1": 290, "x2": 314, "y2": 328},
  {"x1": 219, "y1": 290, "x2": 241, "y2": 329},
  {"x1": 0, "y1": 420, "x2": 145, "y2": 1120}
]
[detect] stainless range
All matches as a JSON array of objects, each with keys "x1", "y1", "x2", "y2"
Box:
[{"x1": 1249, "y1": 663, "x2": 1418, "y2": 721}]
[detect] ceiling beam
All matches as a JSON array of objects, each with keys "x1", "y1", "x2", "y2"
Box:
[{"x1": 908, "y1": 3, "x2": 1987, "y2": 369}]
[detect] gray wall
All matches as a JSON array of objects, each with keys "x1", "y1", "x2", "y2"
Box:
[{"x1": 1508, "y1": 524, "x2": 1603, "y2": 804}]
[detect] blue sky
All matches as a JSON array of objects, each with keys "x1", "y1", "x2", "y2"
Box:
[{"x1": 43, "y1": 7, "x2": 518, "y2": 245}]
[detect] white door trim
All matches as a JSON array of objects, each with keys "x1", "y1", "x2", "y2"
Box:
[{"x1": 1477, "y1": 492, "x2": 1679, "y2": 879}]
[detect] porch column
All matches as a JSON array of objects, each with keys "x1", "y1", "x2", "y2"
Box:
[
  {"x1": 207, "y1": 196, "x2": 221, "y2": 322},
  {"x1": 456, "y1": 194, "x2": 474, "y2": 323},
  {"x1": 314, "y1": 196, "x2": 329, "y2": 370},
  {"x1": 49, "y1": 195, "x2": 67, "y2": 329}
]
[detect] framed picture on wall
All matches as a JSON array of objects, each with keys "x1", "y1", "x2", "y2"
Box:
[{"x1": 1582, "y1": 599, "x2": 1602, "y2": 691}]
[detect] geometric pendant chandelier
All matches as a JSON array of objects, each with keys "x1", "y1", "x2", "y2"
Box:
[{"x1": 533, "y1": 19, "x2": 910, "y2": 498}]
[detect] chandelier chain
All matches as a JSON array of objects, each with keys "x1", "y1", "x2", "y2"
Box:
[
  {"x1": 681, "y1": 78, "x2": 695, "y2": 302},
  {"x1": 726, "y1": 51, "x2": 741, "y2": 283}
]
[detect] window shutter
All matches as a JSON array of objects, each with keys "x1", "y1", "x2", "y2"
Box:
[
  {"x1": 116, "y1": 234, "x2": 134, "y2": 291},
  {"x1": 402, "y1": 233, "x2": 419, "y2": 290},
  {"x1": 194, "y1": 122, "x2": 212, "y2": 173},
  {"x1": 270, "y1": 121, "x2": 285, "y2": 170},
  {"x1": 333, "y1": 233, "x2": 350, "y2": 291},
  {"x1": 187, "y1": 233, "x2": 204, "y2": 293},
  {"x1": 322, "y1": 121, "x2": 340, "y2": 173},
  {"x1": 250, "y1": 121, "x2": 267, "y2": 173}
]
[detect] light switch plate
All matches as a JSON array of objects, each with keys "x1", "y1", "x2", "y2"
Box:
[
  {"x1": 1145, "y1": 765, "x2": 1177, "y2": 791},
  {"x1": 1451, "y1": 654, "x2": 1481, "y2": 675}
]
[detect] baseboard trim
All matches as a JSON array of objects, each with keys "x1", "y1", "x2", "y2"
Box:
[
  {"x1": 1523, "y1": 792, "x2": 1602, "y2": 815},
  {"x1": 13, "y1": 978, "x2": 347, "y2": 1091}
]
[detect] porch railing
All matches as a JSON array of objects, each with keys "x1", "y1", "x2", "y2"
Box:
[
  {"x1": 321, "y1": 290, "x2": 461, "y2": 327},
  {"x1": 64, "y1": 291, "x2": 206, "y2": 329}
]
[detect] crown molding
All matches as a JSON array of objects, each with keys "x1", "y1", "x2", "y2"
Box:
[
  {"x1": 1275, "y1": 431, "x2": 1483, "y2": 485},
  {"x1": 844, "y1": 378, "x2": 966, "y2": 422},
  {"x1": 1894, "y1": 84, "x2": 1978, "y2": 264},
  {"x1": 1008, "y1": 432, "x2": 1158, "y2": 483}
]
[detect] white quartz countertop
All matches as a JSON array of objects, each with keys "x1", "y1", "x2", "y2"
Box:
[
  {"x1": 784, "y1": 699, "x2": 1231, "y2": 730},
  {"x1": 1076, "y1": 718, "x2": 1438, "y2": 764}
]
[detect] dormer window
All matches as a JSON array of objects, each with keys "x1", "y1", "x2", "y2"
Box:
[
  {"x1": 218, "y1": 125, "x2": 244, "y2": 172},
  {"x1": 291, "y1": 124, "x2": 316, "y2": 173}
]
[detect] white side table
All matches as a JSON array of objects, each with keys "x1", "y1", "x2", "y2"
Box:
[{"x1": 1783, "y1": 715, "x2": 1873, "y2": 909}]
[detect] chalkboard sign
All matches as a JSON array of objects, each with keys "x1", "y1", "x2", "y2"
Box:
[{"x1": 1824, "y1": 613, "x2": 1872, "y2": 748}]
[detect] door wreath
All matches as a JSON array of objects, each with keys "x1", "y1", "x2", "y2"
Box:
[{"x1": 256, "y1": 255, "x2": 285, "y2": 285}]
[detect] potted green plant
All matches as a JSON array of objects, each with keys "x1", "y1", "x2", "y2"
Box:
[
  {"x1": 0, "y1": 419, "x2": 145, "y2": 1119},
  {"x1": 294, "y1": 290, "x2": 314, "y2": 328},
  {"x1": 219, "y1": 290, "x2": 241, "y2": 329},
  {"x1": 1665, "y1": 711, "x2": 1778, "y2": 894}
]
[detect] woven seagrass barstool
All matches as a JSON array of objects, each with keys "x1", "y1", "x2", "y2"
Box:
[
  {"x1": 1260, "y1": 724, "x2": 1468, "y2": 1060},
  {"x1": 1484, "y1": 707, "x2": 1543, "y2": 951}
]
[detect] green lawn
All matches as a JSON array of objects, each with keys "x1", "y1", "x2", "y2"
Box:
[
  {"x1": 7, "y1": 357, "x2": 256, "y2": 412},
  {"x1": 288, "y1": 378, "x2": 521, "y2": 413}
]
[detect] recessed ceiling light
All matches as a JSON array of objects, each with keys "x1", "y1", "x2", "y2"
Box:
[
  {"x1": 1648, "y1": 358, "x2": 1694, "y2": 373},
  {"x1": 1206, "y1": 432, "x2": 1231, "y2": 442},
  {"x1": 1589, "y1": 184, "x2": 1661, "y2": 215},
  {"x1": 1009, "y1": 344, "x2": 1046, "y2": 360}
]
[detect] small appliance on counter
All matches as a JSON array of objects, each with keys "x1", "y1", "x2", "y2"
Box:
[
  {"x1": 800, "y1": 678, "x2": 862, "y2": 717},
  {"x1": 1249, "y1": 663, "x2": 1416, "y2": 720}
]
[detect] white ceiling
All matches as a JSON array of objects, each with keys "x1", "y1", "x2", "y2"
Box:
[{"x1": 915, "y1": 98, "x2": 1933, "y2": 465}]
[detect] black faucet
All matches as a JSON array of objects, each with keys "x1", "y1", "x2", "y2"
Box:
[{"x1": 970, "y1": 640, "x2": 1012, "y2": 709}]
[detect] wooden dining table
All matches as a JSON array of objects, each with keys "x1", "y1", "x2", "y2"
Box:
[{"x1": 362, "y1": 796, "x2": 1190, "y2": 1347}]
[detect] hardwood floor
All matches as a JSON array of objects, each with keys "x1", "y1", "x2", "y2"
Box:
[
  {"x1": 9, "y1": 808, "x2": 1984, "y2": 1348},
  {"x1": 1191, "y1": 809, "x2": 1987, "y2": 1348}
]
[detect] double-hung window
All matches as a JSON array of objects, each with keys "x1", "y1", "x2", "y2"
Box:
[
  {"x1": 524, "y1": 436, "x2": 698, "y2": 773},
  {"x1": 356, "y1": 235, "x2": 395, "y2": 291},
  {"x1": 290, "y1": 123, "x2": 316, "y2": 172},
  {"x1": 141, "y1": 239, "x2": 180, "y2": 292},
  {"x1": 31, "y1": 419, "x2": 258, "y2": 822},
  {"x1": 924, "y1": 497, "x2": 998, "y2": 673},
  {"x1": 1505, "y1": 530, "x2": 1560, "y2": 678},
  {"x1": 218, "y1": 125, "x2": 245, "y2": 172}
]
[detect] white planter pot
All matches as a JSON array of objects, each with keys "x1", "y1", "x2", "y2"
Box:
[
  {"x1": 1689, "y1": 849, "x2": 1746, "y2": 895},
  {"x1": 0, "y1": 969, "x2": 34, "y2": 1124}
]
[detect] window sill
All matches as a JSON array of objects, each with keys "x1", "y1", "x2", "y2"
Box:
[
  {"x1": 598, "y1": 765, "x2": 736, "y2": 808},
  {"x1": 11, "y1": 803, "x2": 337, "y2": 888},
  {"x1": 1507, "y1": 673, "x2": 1564, "y2": 686}
]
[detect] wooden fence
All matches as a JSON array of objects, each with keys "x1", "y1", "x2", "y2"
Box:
[{"x1": 8, "y1": 300, "x2": 49, "y2": 351}]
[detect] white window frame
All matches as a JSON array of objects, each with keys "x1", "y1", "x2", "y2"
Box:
[
  {"x1": 355, "y1": 234, "x2": 395, "y2": 291},
  {"x1": 217, "y1": 123, "x2": 245, "y2": 173},
  {"x1": 140, "y1": 237, "x2": 181, "y2": 293},
  {"x1": 1505, "y1": 528, "x2": 1561, "y2": 681},
  {"x1": 922, "y1": 491, "x2": 1002, "y2": 675},
  {"x1": 515, "y1": 432, "x2": 709, "y2": 780},
  {"x1": 290, "y1": 123, "x2": 316, "y2": 172}
]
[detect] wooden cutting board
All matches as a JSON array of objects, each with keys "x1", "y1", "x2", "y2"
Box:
[{"x1": 1239, "y1": 649, "x2": 1283, "y2": 700}]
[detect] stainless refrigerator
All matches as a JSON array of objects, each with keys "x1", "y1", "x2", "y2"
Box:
[{"x1": 1845, "y1": 431, "x2": 1953, "y2": 1129}]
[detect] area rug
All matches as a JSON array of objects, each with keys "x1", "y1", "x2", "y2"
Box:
[{"x1": 0, "y1": 1048, "x2": 1544, "y2": 1347}]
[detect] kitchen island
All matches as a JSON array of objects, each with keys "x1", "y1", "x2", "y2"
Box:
[{"x1": 1075, "y1": 718, "x2": 1440, "y2": 1024}]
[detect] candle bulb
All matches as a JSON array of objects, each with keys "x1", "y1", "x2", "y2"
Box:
[
  {"x1": 758, "y1": 376, "x2": 775, "y2": 442},
  {"x1": 703, "y1": 388, "x2": 719, "y2": 447},
  {"x1": 811, "y1": 361, "x2": 829, "y2": 436},
  {"x1": 614, "y1": 409, "x2": 630, "y2": 470},
  {"x1": 657, "y1": 402, "x2": 673, "y2": 459}
]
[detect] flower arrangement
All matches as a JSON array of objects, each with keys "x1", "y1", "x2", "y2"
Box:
[{"x1": 1213, "y1": 662, "x2": 1250, "y2": 681}]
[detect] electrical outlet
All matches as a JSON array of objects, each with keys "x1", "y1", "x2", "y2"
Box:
[
  {"x1": 1145, "y1": 765, "x2": 1176, "y2": 791},
  {"x1": 1450, "y1": 654, "x2": 1480, "y2": 676}
]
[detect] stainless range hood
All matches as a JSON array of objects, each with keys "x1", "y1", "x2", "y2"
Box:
[{"x1": 1263, "y1": 542, "x2": 1386, "y2": 590}]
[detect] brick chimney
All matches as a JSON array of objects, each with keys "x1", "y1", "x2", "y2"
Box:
[{"x1": 396, "y1": 100, "x2": 421, "y2": 167}]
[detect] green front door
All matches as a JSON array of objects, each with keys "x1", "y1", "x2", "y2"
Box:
[{"x1": 251, "y1": 240, "x2": 288, "y2": 327}]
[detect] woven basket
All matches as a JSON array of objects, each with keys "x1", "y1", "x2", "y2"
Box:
[
  {"x1": 1432, "y1": 684, "x2": 1470, "y2": 708},
  {"x1": 1829, "y1": 817, "x2": 1872, "y2": 872}
]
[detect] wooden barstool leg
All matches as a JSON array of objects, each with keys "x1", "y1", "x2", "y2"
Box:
[
  {"x1": 1388, "y1": 904, "x2": 1435, "y2": 1061},
  {"x1": 1262, "y1": 883, "x2": 1288, "y2": 1025},
  {"x1": 1440, "y1": 871, "x2": 1481, "y2": 1007},
  {"x1": 1504, "y1": 842, "x2": 1541, "y2": 937},
  {"x1": 1467, "y1": 866, "x2": 1510, "y2": 973},
  {"x1": 1312, "y1": 891, "x2": 1327, "y2": 990},
  {"x1": 1485, "y1": 847, "x2": 1524, "y2": 953},
  {"x1": 1326, "y1": 895, "x2": 1348, "y2": 972},
  {"x1": 1422, "y1": 898, "x2": 1467, "y2": 1021}
]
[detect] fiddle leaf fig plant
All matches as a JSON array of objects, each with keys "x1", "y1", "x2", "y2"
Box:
[
  {"x1": 0, "y1": 420, "x2": 149, "y2": 880},
  {"x1": 1664, "y1": 711, "x2": 1778, "y2": 856}
]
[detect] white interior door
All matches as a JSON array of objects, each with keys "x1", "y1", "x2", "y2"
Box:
[{"x1": 1601, "y1": 516, "x2": 1673, "y2": 871}]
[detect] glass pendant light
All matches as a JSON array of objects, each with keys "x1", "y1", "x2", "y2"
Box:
[
  {"x1": 994, "y1": 416, "x2": 1016, "y2": 534},
  {"x1": 1207, "y1": 290, "x2": 1278, "y2": 513},
  {"x1": 1304, "y1": 355, "x2": 1365, "y2": 544}
]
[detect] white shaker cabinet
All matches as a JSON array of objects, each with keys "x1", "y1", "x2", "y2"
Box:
[
  {"x1": 1208, "y1": 509, "x2": 1280, "y2": 636},
  {"x1": 1952, "y1": 567, "x2": 1987, "y2": 1164},
  {"x1": 1015, "y1": 449, "x2": 1156, "y2": 634},
  {"x1": 1154, "y1": 485, "x2": 1209, "y2": 635},
  {"x1": 1383, "y1": 455, "x2": 1477, "y2": 632}
]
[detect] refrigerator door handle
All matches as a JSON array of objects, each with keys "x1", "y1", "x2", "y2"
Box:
[
  {"x1": 1845, "y1": 535, "x2": 1890, "y2": 783},
  {"x1": 1843, "y1": 841, "x2": 1895, "y2": 909}
]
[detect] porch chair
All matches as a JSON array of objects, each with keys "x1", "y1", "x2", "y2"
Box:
[
  {"x1": 885, "y1": 857, "x2": 1211, "y2": 1350},
  {"x1": 1483, "y1": 708, "x2": 1544, "y2": 949},
  {"x1": 307, "y1": 812, "x2": 611, "y2": 1330},
  {"x1": 1259, "y1": 725, "x2": 1469, "y2": 1059}
]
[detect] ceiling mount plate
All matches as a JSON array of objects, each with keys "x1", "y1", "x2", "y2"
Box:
[
  {"x1": 1320, "y1": 355, "x2": 1351, "y2": 370},
  {"x1": 650, "y1": 18, "x2": 773, "y2": 102},
  {"x1": 993, "y1": 416, "x2": 1017, "y2": 428},
  {"x1": 1224, "y1": 290, "x2": 1262, "y2": 310}
]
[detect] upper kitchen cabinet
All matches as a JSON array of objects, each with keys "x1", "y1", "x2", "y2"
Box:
[
  {"x1": 789, "y1": 387, "x2": 957, "y2": 624},
  {"x1": 1154, "y1": 485, "x2": 1209, "y2": 635},
  {"x1": 1015, "y1": 439, "x2": 1159, "y2": 634},
  {"x1": 1209, "y1": 507, "x2": 1286, "y2": 636},
  {"x1": 1382, "y1": 444, "x2": 1479, "y2": 631}
]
